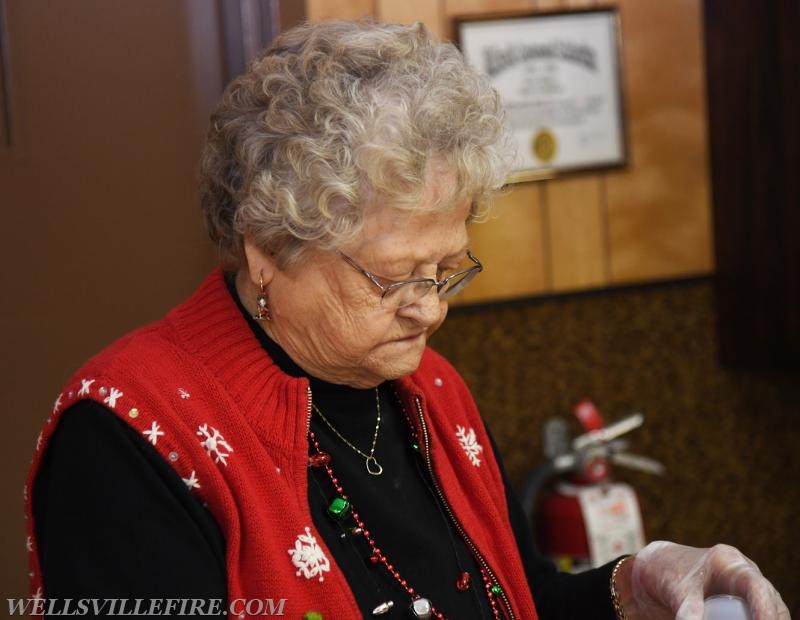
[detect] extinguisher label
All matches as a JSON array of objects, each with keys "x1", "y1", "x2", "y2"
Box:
[{"x1": 575, "y1": 482, "x2": 646, "y2": 567}]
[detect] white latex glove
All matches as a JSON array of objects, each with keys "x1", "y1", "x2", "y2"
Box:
[{"x1": 616, "y1": 541, "x2": 790, "y2": 620}]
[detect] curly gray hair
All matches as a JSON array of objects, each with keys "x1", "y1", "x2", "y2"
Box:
[{"x1": 199, "y1": 19, "x2": 511, "y2": 270}]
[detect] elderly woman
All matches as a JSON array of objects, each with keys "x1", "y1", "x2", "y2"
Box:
[{"x1": 28, "y1": 19, "x2": 786, "y2": 620}]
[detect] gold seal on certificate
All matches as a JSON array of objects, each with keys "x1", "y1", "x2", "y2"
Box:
[{"x1": 532, "y1": 129, "x2": 557, "y2": 164}]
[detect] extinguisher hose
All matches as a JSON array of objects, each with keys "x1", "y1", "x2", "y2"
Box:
[{"x1": 519, "y1": 459, "x2": 558, "y2": 522}]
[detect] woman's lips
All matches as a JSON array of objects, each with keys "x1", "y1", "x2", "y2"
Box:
[{"x1": 394, "y1": 332, "x2": 424, "y2": 343}]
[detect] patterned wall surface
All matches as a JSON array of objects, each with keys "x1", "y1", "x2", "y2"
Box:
[{"x1": 431, "y1": 280, "x2": 800, "y2": 614}]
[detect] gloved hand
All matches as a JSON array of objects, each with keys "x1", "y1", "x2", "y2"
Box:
[{"x1": 615, "y1": 541, "x2": 790, "y2": 620}]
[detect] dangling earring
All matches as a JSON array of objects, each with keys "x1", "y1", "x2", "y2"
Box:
[{"x1": 253, "y1": 273, "x2": 271, "y2": 321}]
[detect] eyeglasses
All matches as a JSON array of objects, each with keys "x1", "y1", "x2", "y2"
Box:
[{"x1": 338, "y1": 250, "x2": 483, "y2": 309}]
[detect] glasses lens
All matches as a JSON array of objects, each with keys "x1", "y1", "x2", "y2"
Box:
[
  {"x1": 440, "y1": 268, "x2": 479, "y2": 299},
  {"x1": 383, "y1": 281, "x2": 435, "y2": 308}
]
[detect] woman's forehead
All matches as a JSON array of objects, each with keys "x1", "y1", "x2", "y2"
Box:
[{"x1": 351, "y1": 205, "x2": 470, "y2": 263}]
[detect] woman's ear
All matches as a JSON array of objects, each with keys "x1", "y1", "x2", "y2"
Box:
[{"x1": 242, "y1": 237, "x2": 277, "y2": 287}]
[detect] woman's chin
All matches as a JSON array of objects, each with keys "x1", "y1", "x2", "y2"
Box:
[{"x1": 369, "y1": 341, "x2": 427, "y2": 381}]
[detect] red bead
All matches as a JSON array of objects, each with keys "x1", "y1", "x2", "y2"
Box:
[
  {"x1": 309, "y1": 452, "x2": 331, "y2": 467},
  {"x1": 369, "y1": 553, "x2": 380, "y2": 564}
]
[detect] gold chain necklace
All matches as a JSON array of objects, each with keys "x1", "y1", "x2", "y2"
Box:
[{"x1": 312, "y1": 387, "x2": 383, "y2": 476}]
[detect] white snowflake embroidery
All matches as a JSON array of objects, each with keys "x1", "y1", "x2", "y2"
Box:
[
  {"x1": 36, "y1": 432, "x2": 43, "y2": 451},
  {"x1": 182, "y1": 471, "x2": 201, "y2": 490},
  {"x1": 78, "y1": 378, "x2": 95, "y2": 396},
  {"x1": 142, "y1": 422, "x2": 164, "y2": 446},
  {"x1": 26, "y1": 536, "x2": 33, "y2": 552},
  {"x1": 178, "y1": 388, "x2": 191, "y2": 399},
  {"x1": 288, "y1": 526, "x2": 330, "y2": 582},
  {"x1": 103, "y1": 387, "x2": 123, "y2": 409},
  {"x1": 456, "y1": 425, "x2": 484, "y2": 467},
  {"x1": 197, "y1": 424, "x2": 234, "y2": 466},
  {"x1": 52, "y1": 393, "x2": 63, "y2": 414}
]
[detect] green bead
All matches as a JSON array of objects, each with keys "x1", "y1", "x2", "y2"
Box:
[
  {"x1": 327, "y1": 496, "x2": 351, "y2": 521},
  {"x1": 302, "y1": 612, "x2": 323, "y2": 620},
  {"x1": 491, "y1": 583, "x2": 503, "y2": 596},
  {"x1": 411, "y1": 441, "x2": 420, "y2": 452}
]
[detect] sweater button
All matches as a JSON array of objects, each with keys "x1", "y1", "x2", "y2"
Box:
[{"x1": 434, "y1": 377, "x2": 443, "y2": 387}]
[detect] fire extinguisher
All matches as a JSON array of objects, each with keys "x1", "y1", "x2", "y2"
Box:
[{"x1": 520, "y1": 400, "x2": 665, "y2": 573}]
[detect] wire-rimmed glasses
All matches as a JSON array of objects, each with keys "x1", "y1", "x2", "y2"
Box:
[{"x1": 338, "y1": 250, "x2": 483, "y2": 309}]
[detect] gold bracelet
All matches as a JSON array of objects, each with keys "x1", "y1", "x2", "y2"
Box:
[{"x1": 610, "y1": 556, "x2": 630, "y2": 620}]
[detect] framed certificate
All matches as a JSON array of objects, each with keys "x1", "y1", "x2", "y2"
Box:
[{"x1": 455, "y1": 8, "x2": 628, "y2": 182}]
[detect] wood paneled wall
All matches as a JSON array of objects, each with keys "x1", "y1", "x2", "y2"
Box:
[{"x1": 307, "y1": 0, "x2": 714, "y2": 303}]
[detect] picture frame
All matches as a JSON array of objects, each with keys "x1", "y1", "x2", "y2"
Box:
[{"x1": 455, "y1": 8, "x2": 628, "y2": 182}]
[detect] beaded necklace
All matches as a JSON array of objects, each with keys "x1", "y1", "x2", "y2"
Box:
[{"x1": 308, "y1": 415, "x2": 505, "y2": 619}]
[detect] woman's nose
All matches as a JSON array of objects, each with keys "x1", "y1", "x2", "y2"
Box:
[{"x1": 397, "y1": 287, "x2": 446, "y2": 327}]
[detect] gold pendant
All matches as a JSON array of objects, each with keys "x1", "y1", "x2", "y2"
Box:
[{"x1": 365, "y1": 456, "x2": 383, "y2": 476}]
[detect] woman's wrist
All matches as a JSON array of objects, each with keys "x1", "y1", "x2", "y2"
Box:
[{"x1": 610, "y1": 555, "x2": 636, "y2": 620}]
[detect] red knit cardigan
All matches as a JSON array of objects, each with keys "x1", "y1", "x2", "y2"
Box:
[{"x1": 26, "y1": 270, "x2": 539, "y2": 620}]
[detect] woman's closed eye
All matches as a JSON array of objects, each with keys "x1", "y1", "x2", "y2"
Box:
[
  {"x1": 372, "y1": 253, "x2": 466, "y2": 283},
  {"x1": 437, "y1": 252, "x2": 472, "y2": 279},
  {"x1": 436, "y1": 264, "x2": 460, "y2": 280}
]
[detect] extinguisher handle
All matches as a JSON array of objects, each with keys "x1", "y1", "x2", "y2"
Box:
[
  {"x1": 572, "y1": 413, "x2": 644, "y2": 451},
  {"x1": 610, "y1": 452, "x2": 665, "y2": 475}
]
